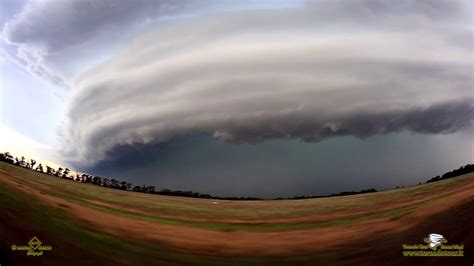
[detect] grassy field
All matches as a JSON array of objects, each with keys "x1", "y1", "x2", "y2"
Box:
[{"x1": 0, "y1": 162, "x2": 473, "y2": 265}]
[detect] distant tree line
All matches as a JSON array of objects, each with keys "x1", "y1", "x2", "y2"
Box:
[
  {"x1": 283, "y1": 188, "x2": 378, "y2": 200},
  {"x1": 0, "y1": 151, "x2": 262, "y2": 200},
  {"x1": 283, "y1": 164, "x2": 474, "y2": 200},
  {"x1": 1, "y1": 151, "x2": 472, "y2": 200},
  {"x1": 426, "y1": 164, "x2": 474, "y2": 183}
]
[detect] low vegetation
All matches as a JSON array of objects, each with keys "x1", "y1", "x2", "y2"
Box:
[
  {"x1": 1, "y1": 151, "x2": 471, "y2": 201},
  {"x1": 1, "y1": 161, "x2": 473, "y2": 265},
  {"x1": 426, "y1": 164, "x2": 474, "y2": 183}
]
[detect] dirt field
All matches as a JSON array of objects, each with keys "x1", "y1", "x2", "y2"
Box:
[{"x1": 0, "y1": 162, "x2": 472, "y2": 265}]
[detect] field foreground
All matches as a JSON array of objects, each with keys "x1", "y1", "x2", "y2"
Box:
[{"x1": 0, "y1": 162, "x2": 473, "y2": 265}]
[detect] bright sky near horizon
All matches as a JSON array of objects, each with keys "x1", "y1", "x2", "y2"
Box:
[{"x1": 0, "y1": 0, "x2": 473, "y2": 197}]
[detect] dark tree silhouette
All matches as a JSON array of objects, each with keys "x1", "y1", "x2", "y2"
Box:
[
  {"x1": 35, "y1": 164, "x2": 44, "y2": 173},
  {"x1": 110, "y1": 179, "x2": 119, "y2": 189},
  {"x1": 79, "y1": 173, "x2": 88, "y2": 183},
  {"x1": 0, "y1": 152, "x2": 14, "y2": 164},
  {"x1": 147, "y1": 186, "x2": 156, "y2": 193},
  {"x1": 46, "y1": 166, "x2": 55, "y2": 175},
  {"x1": 30, "y1": 159, "x2": 37, "y2": 170},
  {"x1": 92, "y1": 176, "x2": 102, "y2": 186},
  {"x1": 427, "y1": 164, "x2": 474, "y2": 183},
  {"x1": 62, "y1": 168, "x2": 71, "y2": 179},
  {"x1": 56, "y1": 167, "x2": 63, "y2": 177},
  {"x1": 1, "y1": 151, "x2": 472, "y2": 201},
  {"x1": 119, "y1": 181, "x2": 129, "y2": 190}
]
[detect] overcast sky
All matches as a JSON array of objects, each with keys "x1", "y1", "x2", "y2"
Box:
[{"x1": 0, "y1": 0, "x2": 473, "y2": 197}]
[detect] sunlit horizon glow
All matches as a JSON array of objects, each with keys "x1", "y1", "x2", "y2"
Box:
[{"x1": 0, "y1": 125, "x2": 63, "y2": 170}]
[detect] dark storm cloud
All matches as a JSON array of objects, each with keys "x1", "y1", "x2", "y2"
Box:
[
  {"x1": 80, "y1": 132, "x2": 474, "y2": 198},
  {"x1": 211, "y1": 101, "x2": 474, "y2": 143},
  {"x1": 59, "y1": 0, "x2": 473, "y2": 165}
]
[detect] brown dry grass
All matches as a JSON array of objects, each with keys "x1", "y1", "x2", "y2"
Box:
[{"x1": 1, "y1": 165, "x2": 473, "y2": 258}]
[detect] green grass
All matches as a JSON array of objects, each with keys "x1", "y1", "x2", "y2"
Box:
[
  {"x1": 0, "y1": 166, "x2": 285, "y2": 265},
  {"x1": 1, "y1": 162, "x2": 472, "y2": 233},
  {"x1": 0, "y1": 179, "x2": 324, "y2": 265},
  {"x1": 1, "y1": 161, "x2": 472, "y2": 265}
]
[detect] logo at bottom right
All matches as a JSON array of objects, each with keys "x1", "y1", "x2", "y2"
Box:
[{"x1": 402, "y1": 233, "x2": 464, "y2": 257}]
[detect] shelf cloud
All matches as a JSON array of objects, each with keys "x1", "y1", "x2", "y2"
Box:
[
  {"x1": 61, "y1": 0, "x2": 473, "y2": 165},
  {"x1": 1, "y1": 0, "x2": 218, "y2": 86}
]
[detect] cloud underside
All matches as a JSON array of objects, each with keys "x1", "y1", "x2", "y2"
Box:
[
  {"x1": 1, "y1": 0, "x2": 205, "y2": 86},
  {"x1": 62, "y1": 0, "x2": 473, "y2": 165}
]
